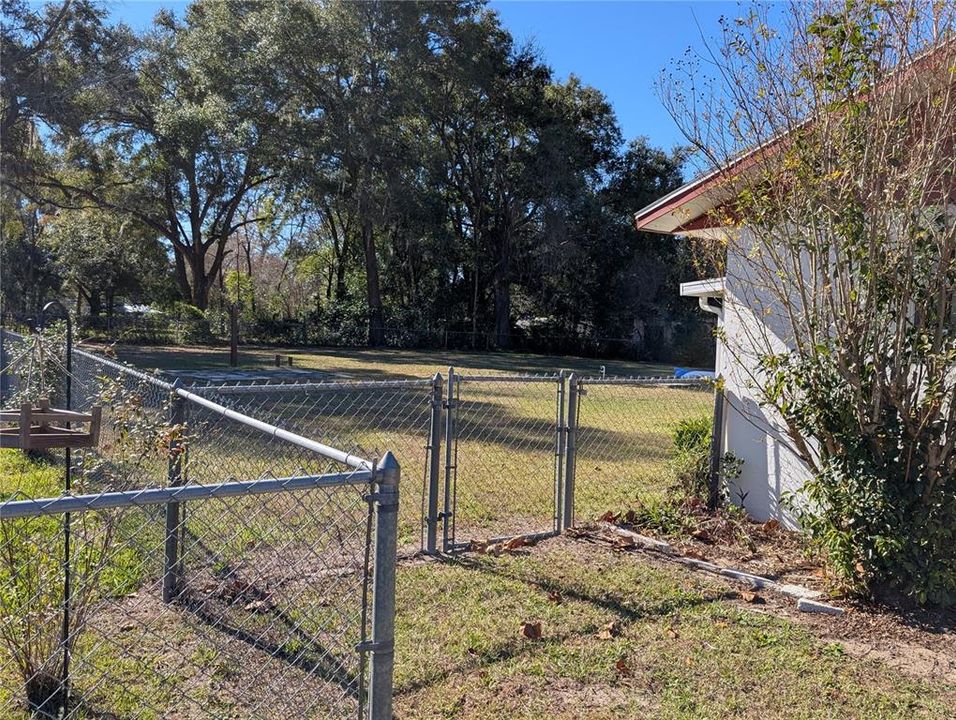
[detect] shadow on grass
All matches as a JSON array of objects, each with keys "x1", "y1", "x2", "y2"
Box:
[
  {"x1": 179, "y1": 595, "x2": 360, "y2": 698},
  {"x1": 394, "y1": 552, "x2": 738, "y2": 694},
  {"x1": 172, "y1": 531, "x2": 361, "y2": 699}
]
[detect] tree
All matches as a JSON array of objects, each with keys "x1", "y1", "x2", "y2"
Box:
[
  {"x1": 42, "y1": 207, "x2": 167, "y2": 318},
  {"x1": 0, "y1": 0, "x2": 122, "y2": 173},
  {"x1": 11, "y1": 0, "x2": 289, "y2": 309},
  {"x1": 275, "y1": 0, "x2": 474, "y2": 345},
  {"x1": 662, "y1": 0, "x2": 956, "y2": 603},
  {"x1": 0, "y1": 191, "x2": 61, "y2": 318},
  {"x1": 423, "y1": 11, "x2": 552, "y2": 348}
]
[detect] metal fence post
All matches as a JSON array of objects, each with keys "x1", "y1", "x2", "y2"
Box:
[
  {"x1": 367, "y1": 452, "x2": 399, "y2": 720},
  {"x1": 425, "y1": 373, "x2": 443, "y2": 554},
  {"x1": 563, "y1": 375, "x2": 579, "y2": 529},
  {"x1": 441, "y1": 367, "x2": 456, "y2": 552},
  {"x1": 708, "y1": 385, "x2": 725, "y2": 510},
  {"x1": 0, "y1": 326, "x2": 6, "y2": 403},
  {"x1": 163, "y1": 383, "x2": 186, "y2": 603},
  {"x1": 554, "y1": 371, "x2": 567, "y2": 533}
]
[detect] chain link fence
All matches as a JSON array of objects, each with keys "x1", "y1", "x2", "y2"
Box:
[
  {"x1": 0, "y1": 326, "x2": 719, "y2": 715},
  {"x1": 566, "y1": 376, "x2": 715, "y2": 528},
  {"x1": 184, "y1": 378, "x2": 435, "y2": 548},
  {"x1": 0, "y1": 328, "x2": 399, "y2": 720}
]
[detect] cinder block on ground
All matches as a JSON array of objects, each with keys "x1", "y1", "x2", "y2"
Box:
[{"x1": 797, "y1": 598, "x2": 844, "y2": 616}]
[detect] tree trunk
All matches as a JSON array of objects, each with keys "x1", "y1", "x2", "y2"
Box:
[
  {"x1": 362, "y1": 219, "x2": 385, "y2": 346},
  {"x1": 87, "y1": 291, "x2": 103, "y2": 318},
  {"x1": 493, "y1": 230, "x2": 511, "y2": 350},
  {"x1": 244, "y1": 236, "x2": 255, "y2": 315},
  {"x1": 188, "y1": 248, "x2": 210, "y2": 310},
  {"x1": 494, "y1": 277, "x2": 511, "y2": 349}
]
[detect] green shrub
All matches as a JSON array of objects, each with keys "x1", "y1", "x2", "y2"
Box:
[
  {"x1": 162, "y1": 301, "x2": 205, "y2": 320},
  {"x1": 770, "y1": 353, "x2": 956, "y2": 606},
  {"x1": 670, "y1": 416, "x2": 713, "y2": 499}
]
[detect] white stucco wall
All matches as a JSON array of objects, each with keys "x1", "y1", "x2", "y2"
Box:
[{"x1": 715, "y1": 228, "x2": 813, "y2": 529}]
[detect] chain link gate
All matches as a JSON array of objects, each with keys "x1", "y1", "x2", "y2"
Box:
[{"x1": 438, "y1": 370, "x2": 567, "y2": 552}]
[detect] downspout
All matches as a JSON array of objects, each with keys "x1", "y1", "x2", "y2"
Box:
[{"x1": 698, "y1": 296, "x2": 724, "y2": 320}]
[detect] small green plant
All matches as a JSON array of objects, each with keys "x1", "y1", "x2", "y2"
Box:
[{"x1": 670, "y1": 416, "x2": 713, "y2": 499}]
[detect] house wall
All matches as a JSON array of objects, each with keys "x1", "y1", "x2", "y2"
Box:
[{"x1": 716, "y1": 228, "x2": 812, "y2": 528}]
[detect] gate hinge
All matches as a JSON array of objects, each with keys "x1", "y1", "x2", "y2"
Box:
[
  {"x1": 363, "y1": 491, "x2": 399, "y2": 509},
  {"x1": 355, "y1": 639, "x2": 394, "y2": 654}
]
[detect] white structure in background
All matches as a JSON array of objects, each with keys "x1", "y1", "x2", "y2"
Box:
[{"x1": 634, "y1": 180, "x2": 810, "y2": 528}]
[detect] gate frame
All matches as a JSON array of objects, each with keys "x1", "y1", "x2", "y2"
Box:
[{"x1": 439, "y1": 369, "x2": 566, "y2": 552}]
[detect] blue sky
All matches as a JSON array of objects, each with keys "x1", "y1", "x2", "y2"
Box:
[{"x1": 104, "y1": 0, "x2": 744, "y2": 151}]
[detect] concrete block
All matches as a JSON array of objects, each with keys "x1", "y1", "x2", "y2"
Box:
[{"x1": 796, "y1": 598, "x2": 844, "y2": 616}]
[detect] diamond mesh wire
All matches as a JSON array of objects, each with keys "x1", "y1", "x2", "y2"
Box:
[
  {"x1": 0, "y1": 331, "x2": 380, "y2": 719},
  {"x1": 187, "y1": 381, "x2": 433, "y2": 547},
  {"x1": 448, "y1": 375, "x2": 562, "y2": 546},
  {"x1": 573, "y1": 378, "x2": 715, "y2": 521},
  {"x1": 0, "y1": 481, "x2": 372, "y2": 719}
]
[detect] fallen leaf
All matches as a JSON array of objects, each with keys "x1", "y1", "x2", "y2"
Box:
[
  {"x1": 598, "y1": 620, "x2": 622, "y2": 640},
  {"x1": 600, "y1": 510, "x2": 621, "y2": 524},
  {"x1": 614, "y1": 657, "x2": 632, "y2": 678},
  {"x1": 520, "y1": 621, "x2": 542, "y2": 641},
  {"x1": 762, "y1": 519, "x2": 780, "y2": 533},
  {"x1": 469, "y1": 540, "x2": 488, "y2": 554},
  {"x1": 691, "y1": 529, "x2": 716, "y2": 545},
  {"x1": 612, "y1": 535, "x2": 635, "y2": 551},
  {"x1": 504, "y1": 536, "x2": 528, "y2": 550},
  {"x1": 739, "y1": 591, "x2": 764, "y2": 604},
  {"x1": 243, "y1": 599, "x2": 274, "y2": 613},
  {"x1": 666, "y1": 627, "x2": 679, "y2": 640},
  {"x1": 683, "y1": 548, "x2": 708, "y2": 561}
]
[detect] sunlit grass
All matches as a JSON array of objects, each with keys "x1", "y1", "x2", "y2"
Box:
[{"x1": 393, "y1": 541, "x2": 954, "y2": 720}]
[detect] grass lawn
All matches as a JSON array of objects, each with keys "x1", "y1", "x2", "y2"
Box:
[
  {"x1": 394, "y1": 538, "x2": 955, "y2": 720},
  {"x1": 102, "y1": 342, "x2": 683, "y2": 380},
  {"x1": 1, "y1": 450, "x2": 953, "y2": 718},
  {"x1": 11, "y1": 346, "x2": 949, "y2": 719}
]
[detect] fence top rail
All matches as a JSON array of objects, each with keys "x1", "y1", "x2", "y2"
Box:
[
  {"x1": 0, "y1": 469, "x2": 374, "y2": 519},
  {"x1": 197, "y1": 378, "x2": 434, "y2": 394},
  {"x1": 453, "y1": 372, "x2": 561, "y2": 384},
  {"x1": 174, "y1": 385, "x2": 374, "y2": 470},
  {"x1": 578, "y1": 375, "x2": 713, "y2": 386}
]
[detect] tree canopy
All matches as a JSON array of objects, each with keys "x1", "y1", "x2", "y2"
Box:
[{"x1": 1, "y1": 0, "x2": 705, "y2": 361}]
